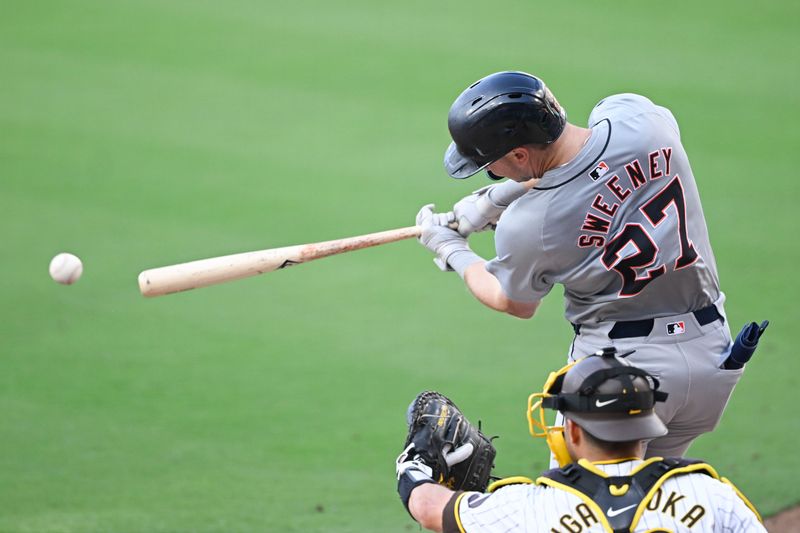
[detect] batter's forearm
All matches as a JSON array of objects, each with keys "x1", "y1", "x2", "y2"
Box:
[{"x1": 463, "y1": 262, "x2": 539, "y2": 318}]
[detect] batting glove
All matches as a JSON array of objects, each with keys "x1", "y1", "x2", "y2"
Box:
[
  {"x1": 453, "y1": 180, "x2": 527, "y2": 237},
  {"x1": 416, "y1": 204, "x2": 482, "y2": 277}
]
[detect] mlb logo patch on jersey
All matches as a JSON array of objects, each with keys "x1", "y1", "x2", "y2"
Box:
[
  {"x1": 667, "y1": 321, "x2": 686, "y2": 335},
  {"x1": 589, "y1": 161, "x2": 609, "y2": 181}
]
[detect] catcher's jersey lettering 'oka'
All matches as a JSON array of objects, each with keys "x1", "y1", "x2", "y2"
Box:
[
  {"x1": 487, "y1": 94, "x2": 720, "y2": 324},
  {"x1": 445, "y1": 460, "x2": 764, "y2": 533}
]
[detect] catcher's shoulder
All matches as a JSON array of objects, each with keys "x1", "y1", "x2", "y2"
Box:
[{"x1": 487, "y1": 476, "x2": 535, "y2": 493}]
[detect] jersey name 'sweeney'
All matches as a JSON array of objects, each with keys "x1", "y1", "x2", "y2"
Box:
[{"x1": 487, "y1": 94, "x2": 719, "y2": 325}]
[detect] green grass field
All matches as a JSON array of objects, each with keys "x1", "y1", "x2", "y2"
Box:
[{"x1": 2, "y1": 0, "x2": 798, "y2": 530}]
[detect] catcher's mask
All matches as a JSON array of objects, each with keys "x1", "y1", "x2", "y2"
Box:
[{"x1": 527, "y1": 347, "x2": 669, "y2": 467}]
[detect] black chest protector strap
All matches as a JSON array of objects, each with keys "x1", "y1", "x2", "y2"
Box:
[{"x1": 536, "y1": 457, "x2": 717, "y2": 533}]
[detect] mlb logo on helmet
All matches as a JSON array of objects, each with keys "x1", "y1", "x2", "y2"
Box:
[
  {"x1": 667, "y1": 321, "x2": 686, "y2": 335},
  {"x1": 589, "y1": 161, "x2": 609, "y2": 181}
]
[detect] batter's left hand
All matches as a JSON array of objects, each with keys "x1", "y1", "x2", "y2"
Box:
[{"x1": 416, "y1": 204, "x2": 472, "y2": 272}]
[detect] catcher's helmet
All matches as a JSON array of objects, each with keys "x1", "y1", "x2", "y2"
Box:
[
  {"x1": 444, "y1": 71, "x2": 567, "y2": 179},
  {"x1": 528, "y1": 348, "x2": 668, "y2": 467}
]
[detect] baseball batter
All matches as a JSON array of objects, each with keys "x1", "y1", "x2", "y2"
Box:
[
  {"x1": 395, "y1": 351, "x2": 765, "y2": 532},
  {"x1": 417, "y1": 71, "x2": 743, "y2": 458}
]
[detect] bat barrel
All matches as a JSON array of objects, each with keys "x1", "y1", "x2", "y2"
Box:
[
  {"x1": 138, "y1": 225, "x2": 422, "y2": 297},
  {"x1": 138, "y1": 244, "x2": 303, "y2": 297}
]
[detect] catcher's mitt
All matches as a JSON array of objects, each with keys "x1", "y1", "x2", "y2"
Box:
[{"x1": 403, "y1": 390, "x2": 496, "y2": 491}]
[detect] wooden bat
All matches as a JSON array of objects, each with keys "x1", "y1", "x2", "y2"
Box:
[{"x1": 138, "y1": 225, "x2": 423, "y2": 297}]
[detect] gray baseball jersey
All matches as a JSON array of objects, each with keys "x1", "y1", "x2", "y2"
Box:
[
  {"x1": 444, "y1": 460, "x2": 765, "y2": 532},
  {"x1": 484, "y1": 94, "x2": 742, "y2": 459},
  {"x1": 487, "y1": 94, "x2": 719, "y2": 325}
]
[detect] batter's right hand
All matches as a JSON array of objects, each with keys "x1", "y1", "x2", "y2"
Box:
[{"x1": 453, "y1": 180, "x2": 527, "y2": 237}]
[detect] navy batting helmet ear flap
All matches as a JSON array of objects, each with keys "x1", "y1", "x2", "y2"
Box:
[
  {"x1": 444, "y1": 71, "x2": 567, "y2": 179},
  {"x1": 486, "y1": 170, "x2": 505, "y2": 181}
]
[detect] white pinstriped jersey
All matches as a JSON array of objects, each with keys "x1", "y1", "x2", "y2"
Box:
[{"x1": 447, "y1": 460, "x2": 764, "y2": 533}]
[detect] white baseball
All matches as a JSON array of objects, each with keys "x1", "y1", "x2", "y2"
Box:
[{"x1": 49, "y1": 252, "x2": 83, "y2": 285}]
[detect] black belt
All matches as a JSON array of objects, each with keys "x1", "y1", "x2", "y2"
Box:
[{"x1": 572, "y1": 305, "x2": 724, "y2": 339}]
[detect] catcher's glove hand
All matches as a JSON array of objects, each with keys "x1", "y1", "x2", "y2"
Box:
[{"x1": 402, "y1": 390, "x2": 496, "y2": 491}]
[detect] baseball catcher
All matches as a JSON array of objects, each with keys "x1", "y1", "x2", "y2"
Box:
[
  {"x1": 396, "y1": 391, "x2": 496, "y2": 514},
  {"x1": 394, "y1": 349, "x2": 765, "y2": 532}
]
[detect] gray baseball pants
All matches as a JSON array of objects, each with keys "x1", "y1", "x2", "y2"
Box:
[{"x1": 566, "y1": 301, "x2": 743, "y2": 459}]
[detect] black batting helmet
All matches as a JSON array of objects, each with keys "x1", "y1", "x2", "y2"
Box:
[{"x1": 444, "y1": 71, "x2": 567, "y2": 179}]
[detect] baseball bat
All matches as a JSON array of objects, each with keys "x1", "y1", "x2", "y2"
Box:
[{"x1": 138, "y1": 225, "x2": 423, "y2": 297}]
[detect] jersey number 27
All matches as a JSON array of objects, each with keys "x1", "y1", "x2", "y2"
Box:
[{"x1": 601, "y1": 176, "x2": 699, "y2": 297}]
